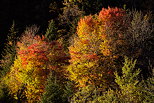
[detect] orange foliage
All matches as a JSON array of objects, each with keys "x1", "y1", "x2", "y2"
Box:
[
  {"x1": 68, "y1": 7, "x2": 127, "y2": 88},
  {"x1": 4, "y1": 33, "x2": 68, "y2": 102},
  {"x1": 99, "y1": 7, "x2": 125, "y2": 23}
]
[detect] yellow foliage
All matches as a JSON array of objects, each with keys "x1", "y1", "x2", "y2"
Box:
[
  {"x1": 68, "y1": 7, "x2": 127, "y2": 88},
  {"x1": 4, "y1": 34, "x2": 68, "y2": 102}
]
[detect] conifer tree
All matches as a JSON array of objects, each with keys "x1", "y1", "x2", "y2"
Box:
[
  {"x1": 114, "y1": 57, "x2": 142, "y2": 102},
  {"x1": 45, "y1": 20, "x2": 58, "y2": 41},
  {"x1": 94, "y1": 57, "x2": 143, "y2": 103},
  {"x1": 0, "y1": 21, "x2": 18, "y2": 103},
  {"x1": 41, "y1": 72, "x2": 69, "y2": 103},
  {"x1": 0, "y1": 21, "x2": 18, "y2": 77}
]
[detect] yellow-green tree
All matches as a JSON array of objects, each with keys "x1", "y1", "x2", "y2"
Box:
[{"x1": 67, "y1": 7, "x2": 128, "y2": 88}]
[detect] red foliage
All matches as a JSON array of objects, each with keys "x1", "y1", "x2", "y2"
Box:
[
  {"x1": 68, "y1": 7, "x2": 127, "y2": 88},
  {"x1": 99, "y1": 7, "x2": 125, "y2": 22}
]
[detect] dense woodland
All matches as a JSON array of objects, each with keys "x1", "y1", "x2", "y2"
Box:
[{"x1": 0, "y1": 0, "x2": 154, "y2": 103}]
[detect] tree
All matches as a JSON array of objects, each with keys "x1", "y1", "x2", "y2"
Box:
[
  {"x1": 125, "y1": 10, "x2": 154, "y2": 78},
  {"x1": 0, "y1": 22, "x2": 19, "y2": 102},
  {"x1": 67, "y1": 7, "x2": 127, "y2": 88},
  {"x1": 64, "y1": 0, "x2": 120, "y2": 15},
  {"x1": 142, "y1": 67, "x2": 154, "y2": 103},
  {"x1": 45, "y1": 20, "x2": 58, "y2": 41},
  {"x1": 58, "y1": 1, "x2": 84, "y2": 49},
  {"x1": 0, "y1": 21, "x2": 18, "y2": 77},
  {"x1": 94, "y1": 57, "x2": 143, "y2": 103},
  {"x1": 41, "y1": 72, "x2": 69, "y2": 103},
  {"x1": 114, "y1": 57, "x2": 142, "y2": 102},
  {"x1": 3, "y1": 26, "x2": 68, "y2": 102}
]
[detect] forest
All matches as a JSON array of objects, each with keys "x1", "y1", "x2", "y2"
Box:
[{"x1": 0, "y1": 0, "x2": 154, "y2": 103}]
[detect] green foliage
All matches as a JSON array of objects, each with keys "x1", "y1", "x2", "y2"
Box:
[
  {"x1": 63, "y1": 81, "x2": 74, "y2": 102},
  {"x1": 142, "y1": 69, "x2": 154, "y2": 103},
  {"x1": 70, "y1": 85, "x2": 99, "y2": 103},
  {"x1": 0, "y1": 21, "x2": 18, "y2": 77},
  {"x1": 94, "y1": 89, "x2": 119, "y2": 103},
  {"x1": 115, "y1": 57, "x2": 140, "y2": 88},
  {"x1": 92, "y1": 57, "x2": 143, "y2": 103},
  {"x1": 0, "y1": 1, "x2": 153, "y2": 102},
  {"x1": 41, "y1": 72, "x2": 67, "y2": 103},
  {"x1": 114, "y1": 57, "x2": 142, "y2": 102},
  {"x1": 45, "y1": 20, "x2": 58, "y2": 41}
]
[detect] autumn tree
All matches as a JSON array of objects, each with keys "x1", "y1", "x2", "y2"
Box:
[
  {"x1": 67, "y1": 7, "x2": 128, "y2": 88},
  {"x1": 3, "y1": 26, "x2": 68, "y2": 102}
]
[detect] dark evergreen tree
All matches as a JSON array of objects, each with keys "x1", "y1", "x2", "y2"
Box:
[
  {"x1": 0, "y1": 21, "x2": 18, "y2": 77},
  {"x1": 45, "y1": 19, "x2": 58, "y2": 41},
  {"x1": 0, "y1": 21, "x2": 18, "y2": 103},
  {"x1": 41, "y1": 72, "x2": 69, "y2": 103}
]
